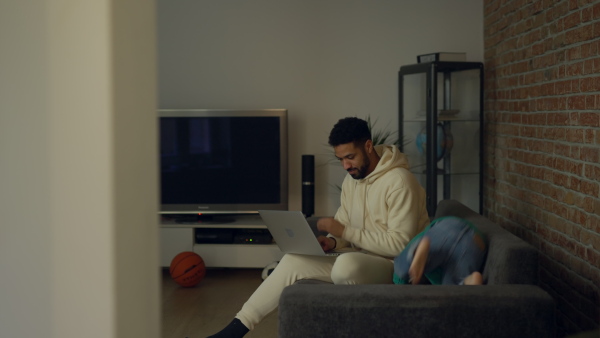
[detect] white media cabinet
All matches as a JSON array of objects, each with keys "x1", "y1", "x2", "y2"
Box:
[{"x1": 159, "y1": 215, "x2": 284, "y2": 268}]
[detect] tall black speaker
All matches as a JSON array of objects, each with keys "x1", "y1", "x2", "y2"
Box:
[{"x1": 302, "y1": 155, "x2": 315, "y2": 217}]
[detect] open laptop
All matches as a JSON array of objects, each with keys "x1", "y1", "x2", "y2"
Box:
[{"x1": 259, "y1": 210, "x2": 345, "y2": 256}]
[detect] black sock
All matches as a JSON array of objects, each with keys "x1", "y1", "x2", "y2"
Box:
[{"x1": 206, "y1": 318, "x2": 249, "y2": 338}]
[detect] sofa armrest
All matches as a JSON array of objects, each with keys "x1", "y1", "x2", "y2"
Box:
[{"x1": 279, "y1": 284, "x2": 555, "y2": 338}]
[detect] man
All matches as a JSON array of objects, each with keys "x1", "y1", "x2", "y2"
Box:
[{"x1": 208, "y1": 117, "x2": 429, "y2": 338}]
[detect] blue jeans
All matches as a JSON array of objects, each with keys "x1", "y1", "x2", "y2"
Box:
[{"x1": 394, "y1": 217, "x2": 486, "y2": 285}]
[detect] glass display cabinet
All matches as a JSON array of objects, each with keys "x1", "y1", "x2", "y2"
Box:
[{"x1": 398, "y1": 61, "x2": 483, "y2": 216}]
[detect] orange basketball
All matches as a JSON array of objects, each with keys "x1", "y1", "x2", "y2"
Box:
[{"x1": 169, "y1": 251, "x2": 206, "y2": 287}]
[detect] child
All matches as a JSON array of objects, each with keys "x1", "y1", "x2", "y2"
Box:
[{"x1": 393, "y1": 216, "x2": 487, "y2": 285}]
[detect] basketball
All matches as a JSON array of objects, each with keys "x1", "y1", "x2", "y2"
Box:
[{"x1": 169, "y1": 251, "x2": 206, "y2": 287}]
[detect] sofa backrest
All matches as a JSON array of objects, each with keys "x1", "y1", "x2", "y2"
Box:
[{"x1": 434, "y1": 200, "x2": 539, "y2": 285}]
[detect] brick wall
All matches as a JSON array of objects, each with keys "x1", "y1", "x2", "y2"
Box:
[{"x1": 483, "y1": 0, "x2": 599, "y2": 335}]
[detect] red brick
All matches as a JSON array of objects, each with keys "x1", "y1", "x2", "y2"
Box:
[
  {"x1": 579, "y1": 0, "x2": 598, "y2": 7},
  {"x1": 582, "y1": 59, "x2": 595, "y2": 75},
  {"x1": 546, "y1": 127, "x2": 567, "y2": 140},
  {"x1": 555, "y1": 143, "x2": 571, "y2": 156},
  {"x1": 567, "y1": 95, "x2": 587, "y2": 109},
  {"x1": 568, "y1": 0, "x2": 578, "y2": 11},
  {"x1": 553, "y1": 172, "x2": 570, "y2": 187},
  {"x1": 566, "y1": 128, "x2": 585, "y2": 143},
  {"x1": 580, "y1": 41, "x2": 598, "y2": 57},
  {"x1": 566, "y1": 27, "x2": 582, "y2": 44},
  {"x1": 570, "y1": 112, "x2": 581, "y2": 125},
  {"x1": 588, "y1": 248, "x2": 600, "y2": 267},
  {"x1": 581, "y1": 196, "x2": 595, "y2": 213},
  {"x1": 566, "y1": 159, "x2": 584, "y2": 175},
  {"x1": 549, "y1": 113, "x2": 571, "y2": 125},
  {"x1": 566, "y1": 61, "x2": 584, "y2": 76},
  {"x1": 580, "y1": 77, "x2": 596, "y2": 91},
  {"x1": 555, "y1": 1, "x2": 571, "y2": 18},
  {"x1": 580, "y1": 146, "x2": 600, "y2": 162},
  {"x1": 572, "y1": 214, "x2": 587, "y2": 237},
  {"x1": 581, "y1": 23, "x2": 596, "y2": 41},
  {"x1": 543, "y1": 82, "x2": 556, "y2": 96},
  {"x1": 587, "y1": 215, "x2": 599, "y2": 233},
  {"x1": 582, "y1": 7, "x2": 593, "y2": 22},
  {"x1": 584, "y1": 95, "x2": 596, "y2": 109},
  {"x1": 568, "y1": 45, "x2": 582, "y2": 60},
  {"x1": 580, "y1": 112, "x2": 599, "y2": 126},
  {"x1": 557, "y1": 232, "x2": 577, "y2": 253},
  {"x1": 594, "y1": 2, "x2": 600, "y2": 19},
  {"x1": 583, "y1": 164, "x2": 600, "y2": 180},
  {"x1": 584, "y1": 129, "x2": 595, "y2": 143},
  {"x1": 571, "y1": 79, "x2": 580, "y2": 92},
  {"x1": 555, "y1": 157, "x2": 566, "y2": 170},
  {"x1": 556, "y1": 80, "x2": 572, "y2": 94},
  {"x1": 569, "y1": 176, "x2": 582, "y2": 190},
  {"x1": 571, "y1": 145, "x2": 581, "y2": 159},
  {"x1": 564, "y1": 12, "x2": 581, "y2": 29},
  {"x1": 531, "y1": 0, "x2": 544, "y2": 14},
  {"x1": 581, "y1": 179, "x2": 599, "y2": 197}
]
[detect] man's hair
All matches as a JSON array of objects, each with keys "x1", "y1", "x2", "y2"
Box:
[{"x1": 328, "y1": 117, "x2": 371, "y2": 147}]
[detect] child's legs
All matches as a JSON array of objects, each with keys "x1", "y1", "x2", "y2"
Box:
[
  {"x1": 394, "y1": 220, "x2": 467, "y2": 282},
  {"x1": 463, "y1": 271, "x2": 483, "y2": 285},
  {"x1": 236, "y1": 253, "x2": 336, "y2": 330},
  {"x1": 393, "y1": 237, "x2": 423, "y2": 282},
  {"x1": 442, "y1": 231, "x2": 487, "y2": 285},
  {"x1": 408, "y1": 236, "x2": 430, "y2": 284},
  {"x1": 421, "y1": 219, "x2": 471, "y2": 274}
]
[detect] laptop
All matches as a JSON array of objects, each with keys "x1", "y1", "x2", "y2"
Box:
[{"x1": 258, "y1": 210, "x2": 346, "y2": 256}]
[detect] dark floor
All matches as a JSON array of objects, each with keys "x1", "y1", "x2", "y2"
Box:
[{"x1": 161, "y1": 268, "x2": 277, "y2": 338}]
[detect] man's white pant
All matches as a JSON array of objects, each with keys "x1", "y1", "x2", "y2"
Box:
[{"x1": 236, "y1": 252, "x2": 394, "y2": 330}]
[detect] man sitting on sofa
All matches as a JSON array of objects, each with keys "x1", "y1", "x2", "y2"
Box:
[{"x1": 207, "y1": 116, "x2": 430, "y2": 338}]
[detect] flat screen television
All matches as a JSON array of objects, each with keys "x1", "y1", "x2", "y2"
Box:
[{"x1": 159, "y1": 109, "x2": 288, "y2": 217}]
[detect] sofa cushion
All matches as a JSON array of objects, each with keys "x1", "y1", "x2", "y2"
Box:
[{"x1": 279, "y1": 284, "x2": 555, "y2": 338}]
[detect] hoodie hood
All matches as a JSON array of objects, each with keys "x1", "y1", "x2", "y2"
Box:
[{"x1": 362, "y1": 145, "x2": 410, "y2": 183}]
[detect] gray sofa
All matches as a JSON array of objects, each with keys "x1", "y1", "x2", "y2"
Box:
[{"x1": 278, "y1": 199, "x2": 556, "y2": 338}]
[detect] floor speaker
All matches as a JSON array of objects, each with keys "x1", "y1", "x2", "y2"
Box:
[{"x1": 302, "y1": 155, "x2": 315, "y2": 217}]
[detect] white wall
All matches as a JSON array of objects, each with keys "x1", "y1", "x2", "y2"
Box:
[
  {"x1": 0, "y1": 1, "x2": 159, "y2": 338},
  {"x1": 157, "y1": 0, "x2": 484, "y2": 216}
]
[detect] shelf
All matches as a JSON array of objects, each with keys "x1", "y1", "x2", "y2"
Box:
[
  {"x1": 194, "y1": 243, "x2": 283, "y2": 268},
  {"x1": 161, "y1": 222, "x2": 268, "y2": 229},
  {"x1": 404, "y1": 111, "x2": 481, "y2": 122},
  {"x1": 399, "y1": 61, "x2": 483, "y2": 216},
  {"x1": 411, "y1": 170, "x2": 480, "y2": 176},
  {"x1": 160, "y1": 214, "x2": 281, "y2": 268},
  {"x1": 160, "y1": 214, "x2": 266, "y2": 229},
  {"x1": 404, "y1": 116, "x2": 480, "y2": 122}
]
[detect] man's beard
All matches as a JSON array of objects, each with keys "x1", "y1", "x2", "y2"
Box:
[{"x1": 348, "y1": 157, "x2": 370, "y2": 179}]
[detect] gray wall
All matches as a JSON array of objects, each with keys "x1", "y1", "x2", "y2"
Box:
[{"x1": 157, "y1": 0, "x2": 484, "y2": 216}]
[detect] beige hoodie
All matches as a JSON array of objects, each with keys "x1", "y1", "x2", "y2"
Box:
[{"x1": 333, "y1": 145, "x2": 429, "y2": 257}]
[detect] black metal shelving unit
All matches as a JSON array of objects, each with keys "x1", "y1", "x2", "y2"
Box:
[{"x1": 399, "y1": 61, "x2": 483, "y2": 216}]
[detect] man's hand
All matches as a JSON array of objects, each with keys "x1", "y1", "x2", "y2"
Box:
[
  {"x1": 317, "y1": 217, "x2": 345, "y2": 237},
  {"x1": 317, "y1": 236, "x2": 336, "y2": 252}
]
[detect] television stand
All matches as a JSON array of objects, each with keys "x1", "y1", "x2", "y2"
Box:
[
  {"x1": 164, "y1": 214, "x2": 236, "y2": 225},
  {"x1": 159, "y1": 214, "x2": 283, "y2": 268}
]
